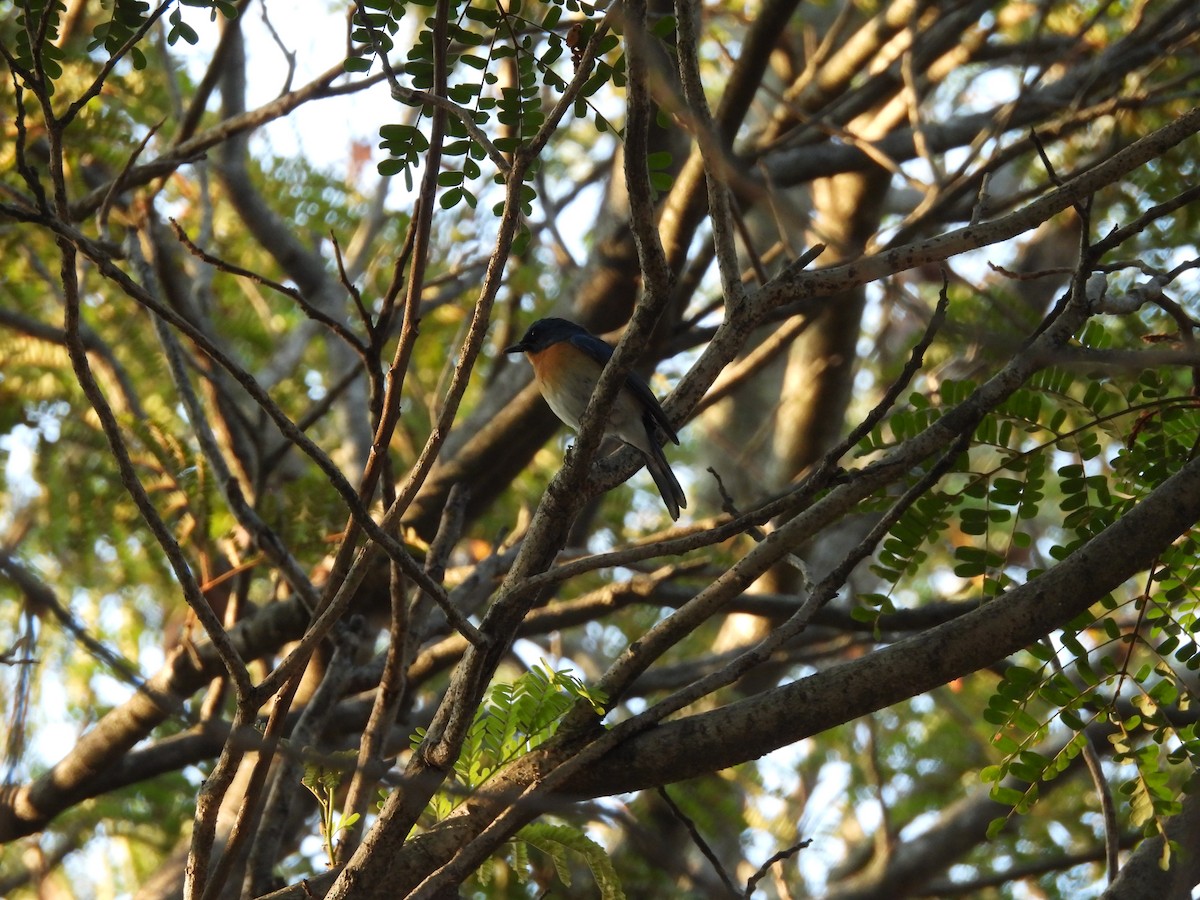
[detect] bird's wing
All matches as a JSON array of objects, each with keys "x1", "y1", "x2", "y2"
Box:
[
  {"x1": 567, "y1": 332, "x2": 679, "y2": 445},
  {"x1": 566, "y1": 331, "x2": 615, "y2": 366}
]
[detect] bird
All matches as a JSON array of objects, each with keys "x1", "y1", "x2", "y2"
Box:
[{"x1": 505, "y1": 317, "x2": 687, "y2": 520}]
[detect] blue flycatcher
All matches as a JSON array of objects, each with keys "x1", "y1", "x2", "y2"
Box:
[{"x1": 506, "y1": 317, "x2": 686, "y2": 520}]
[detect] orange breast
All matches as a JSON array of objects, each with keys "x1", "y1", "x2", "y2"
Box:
[
  {"x1": 526, "y1": 341, "x2": 576, "y2": 383},
  {"x1": 525, "y1": 342, "x2": 604, "y2": 431},
  {"x1": 528, "y1": 343, "x2": 603, "y2": 395}
]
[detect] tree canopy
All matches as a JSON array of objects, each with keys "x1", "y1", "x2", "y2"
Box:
[{"x1": 3, "y1": 0, "x2": 1200, "y2": 897}]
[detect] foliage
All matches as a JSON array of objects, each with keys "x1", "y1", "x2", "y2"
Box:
[
  {"x1": 499, "y1": 821, "x2": 625, "y2": 899},
  {"x1": 853, "y1": 353, "x2": 1200, "y2": 849},
  {"x1": 349, "y1": 0, "x2": 627, "y2": 202},
  {"x1": 413, "y1": 661, "x2": 607, "y2": 821},
  {"x1": 303, "y1": 756, "x2": 363, "y2": 868}
]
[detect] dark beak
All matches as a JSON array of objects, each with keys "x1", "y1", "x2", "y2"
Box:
[{"x1": 504, "y1": 341, "x2": 527, "y2": 354}]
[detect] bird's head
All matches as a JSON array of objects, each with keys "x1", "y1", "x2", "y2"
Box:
[{"x1": 504, "y1": 317, "x2": 588, "y2": 355}]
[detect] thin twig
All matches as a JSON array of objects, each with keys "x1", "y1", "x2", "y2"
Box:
[
  {"x1": 674, "y1": 0, "x2": 746, "y2": 313},
  {"x1": 187, "y1": 705, "x2": 255, "y2": 899},
  {"x1": 656, "y1": 786, "x2": 740, "y2": 898},
  {"x1": 372, "y1": 203, "x2": 420, "y2": 341},
  {"x1": 1091, "y1": 183, "x2": 1200, "y2": 257},
  {"x1": 696, "y1": 315, "x2": 814, "y2": 415},
  {"x1": 335, "y1": 561, "x2": 409, "y2": 863},
  {"x1": 259, "y1": 0, "x2": 297, "y2": 95},
  {"x1": 623, "y1": 0, "x2": 673, "y2": 305},
  {"x1": 240, "y1": 626, "x2": 364, "y2": 895},
  {"x1": 58, "y1": 0, "x2": 176, "y2": 129},
  {"x1": 98, "y1": 118, "x2": 163, "y2": 234},
  {"x1": 137, "y1": 229, "x2": 326, "y2": 617},
  {"x1": 1043, "y1": 636, "x2": 1121, "y2": 884},
  {"x1": 742, "y1": 837, "x2": 810, "y2": 898},
  {"x1": 330, "y1": 231, "x2": 374, "y2": 339},
  {"x1": 197, "y1": 667, "x2": 307, "y2": 900},
  {"x1": 55, "y1": 231, "x2": 251, "y2": 702},
  {"x1": 2, "y1": 55, "x2": 49, "y2": 213},
  {"x1": 834, "y1": 273, "x2": 951, "y2": 460},
  {"x1": 170, "y1": 218, "x2": 370, "y2": 357},
  {"x1": 0, "y1": 553, "x2": 189, "y2": 721}
]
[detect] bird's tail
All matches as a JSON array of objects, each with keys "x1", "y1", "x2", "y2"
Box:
[{"x1": 645, "y1": 444, "x2": 686, "y2": 521}]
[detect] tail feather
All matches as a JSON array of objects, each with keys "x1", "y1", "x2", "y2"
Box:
[{"x1": 645, "y1": 444, "x2": 686, "y2": 521}]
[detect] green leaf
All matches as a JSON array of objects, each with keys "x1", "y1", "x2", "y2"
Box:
[
  {"x1": 649, "y1": 171, "x2": 674, "y2": 192},
  {"x1": 377, "y1": 157, "x2": 406, "y2": 176},
  {"x1": 990, "y1": 785, "x2": 1025, "y2": 806},
  {"x1": 991, "y1": 733, "x2": 1020, "y2": 754},
  {"x1": 650, "y1": 14, "x2": 677, "y2": 37},
  {"x1": 518, "y1": 823, "x2": 626, "y2": 899}
]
